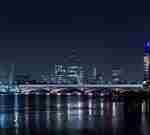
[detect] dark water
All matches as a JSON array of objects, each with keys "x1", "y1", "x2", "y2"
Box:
[{"x1": 0, "y1": 94, "x2": 150, "y2": 135}]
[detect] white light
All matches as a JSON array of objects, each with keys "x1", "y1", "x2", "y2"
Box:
[
  {"x1": 88, "y1": 93, "x2": 93, "y2": 96},
  {"x1": 46, "y1": 93, "x2": 50, "y2": 96},
  {"x1": 143, "y1": 81, "x2": 147, "y2": 84},
  {"x1": 57, "y1": 104, "x2": 61, "y2": 109},
  {"x1": 88, "y1": 99, "x2": 93, "y2": 115},
  {"x1": 67, "y1": 103, "x2": 71, "y2": 109},
  {"x1": 14, "y1": 111, "x2": 19, "y2": 128},
  {"x1": 78, "y1": 109, "x2": 82, "y2": 120},
  {"x1": 88, "y1": 99, "x2": 92, "y2": 109},
  {"x1": 100, "y1": 93, "x2": 104, "y2": 96},
  {"x1": 67, "y1": 93, "x2": 71, "y2": 96},
  {"x1": 77, "y1": 92, "x2": 82, "y2": 96},
  {"x1": 116, "y1": 88, "x2": 119, "y2": 91},
  {"x1": 67, "y1": 103, "x2": 71, "y2": 120},
  {"x1": 89, "y1": 109, "x2": 92, "y2": 116},
  {"x1": 142, "y1": 102, "x2": 146, "y2": 113},
  {"x1": 78, "y1": 102, "x2": 82, "y2": 108},
  {"x1": 14, "y1": 111, "x2": 19, "y2": 135},
  {"x1": 112, "y1": 102, "x2": 116, "y2": 117},
  {"x1": 24, "y1": 92, "x2": 29, "y2": 95},
  {"x1": 100, "y1": 102, "x2": 104, "y2": 116},
  {"x1": 57, "y1": 93, "x2": 61, "y2": 96}
]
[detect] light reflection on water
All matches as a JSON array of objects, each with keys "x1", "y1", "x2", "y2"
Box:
[{"x1": 0, "y1": 95, "x2": 149, "y2": 135}]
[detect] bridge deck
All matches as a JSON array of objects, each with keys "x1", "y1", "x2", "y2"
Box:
[{"x1": 18, "y1": 84, "x2": 143, "y2": 88}]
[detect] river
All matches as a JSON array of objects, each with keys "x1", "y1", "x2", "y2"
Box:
[{"x1": 0, "y1": 94, "x2": 149, "y2": 135}]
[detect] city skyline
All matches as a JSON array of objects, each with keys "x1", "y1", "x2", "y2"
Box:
[
  {"x1": 0, "y1": 38, "x2": 143, "y2": 81},
  {"x1": 0, "y1": 3, "x2": 150, "y2": 135},
  {"x1": 0, "y1": 63, "x2": 143, "y2": 84},
  {"x1": 0, "y1": 15, "x2": 148, "y2": 82}
]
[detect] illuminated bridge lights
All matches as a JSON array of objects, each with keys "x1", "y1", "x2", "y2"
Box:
[{"x1": 0, "y1": 83, "x2": 144, "y2": 96}]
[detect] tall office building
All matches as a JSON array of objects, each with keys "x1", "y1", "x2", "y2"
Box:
[
  {"x1": 82, "y1": 64, "x2": 97, "y2": 84},
  {"x1": 54, "y1": 64, "x2": 67, "y2": 84},
  {"x1": 112, "y1": 67, "x2": 122, "y2": 84},
  {"x1": 144, "y1": 41, "x2": 150, "y2": 82},
  {"x1": 67, "y1": 65, "x2": 83, "y2": 84},
  {"x1": 65, "y1": 49, "x2": 83, "y2": 84}
]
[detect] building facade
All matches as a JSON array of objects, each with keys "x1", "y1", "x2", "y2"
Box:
[
  {"x1": 144, "y1": 41, "x2": 150, "y2": 82},
  {"x1": 112, "y1": 67, "x2": 122, "y2": 84}
]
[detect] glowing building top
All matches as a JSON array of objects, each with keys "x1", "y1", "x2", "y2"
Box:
[
  {"x1": 144, "y1": 41, "x2": 150, "y2": 82},
  {"x1": 144, "y1": 41, "x2": 150, "y2": 56}
]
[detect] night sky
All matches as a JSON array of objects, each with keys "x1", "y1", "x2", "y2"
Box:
[{"x1": 0, "y1": 3, "x2": 148, "y2": 81}]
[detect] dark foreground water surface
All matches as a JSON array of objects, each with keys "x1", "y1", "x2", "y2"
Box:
[{"x1": 0, "y1": 95, "x2": 149, "y2": 135}]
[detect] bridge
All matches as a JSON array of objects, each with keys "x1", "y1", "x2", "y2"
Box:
[
  {"x1": 18, "y1": 84, "x2": 143, "y2": 89},
  {"x1": 0, "y1": 84, "x2": 143, "y2": 93}
]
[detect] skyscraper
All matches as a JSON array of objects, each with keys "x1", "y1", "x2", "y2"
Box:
[
  {"x1": 54, "y1": 64, "x2": 67, "y2": 84},
  {"x1": 65, "y1": 49, "x2": 83, "y2": 84},
  {"x1": 112, "y1": 66, "x2": 122, "y2": 84},
  {"x1": 144, "y1": 41, "x2": 150, "y2": 82}
]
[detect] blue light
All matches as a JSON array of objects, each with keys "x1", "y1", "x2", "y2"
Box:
[{"x1": 144, "y1": 41, "x2": 150, "y2": 55}]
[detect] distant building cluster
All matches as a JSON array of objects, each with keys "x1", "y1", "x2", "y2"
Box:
[
  {"x1": 14, "y1": 64, "x2": 99, "y2": 85},
  {"x1": 0, "y1": 46, "x2": 144, "y2": 85},
  {"x1": 11, "y1": 64, "x2": 141, "y2": 85}
]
